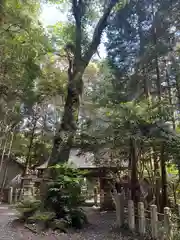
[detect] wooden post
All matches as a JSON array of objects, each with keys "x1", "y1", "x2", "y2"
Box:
[
  {"x1": 14, "y1": 188, "x2": 18, "y2": 203},
  {"x1": 178, "y1": 204, "x2": 180, "y2": 217},
  {"x1": 120, "y1": 191, "x2": 125, "y2": 225},
  {"x1": 177, "y1": 204, "x2": 180, "y2": 228},
  {"x1": 151, "y1": 205, "x2": 158, "y2": 239},
  {"x1": 164, "y1": 207, "x2": 172, "y2": 240},
  {"x1": 128, "y1": 200, "x2": 135, "y2": 231},
  {"x1": 138, "y1": 202, "x2": 145, "y2": 235},
  {"x1": 8, "y1": 187, "x2": 13, "y2": 204},
  {"x1": 100, "y1": 189, "x2": 104, "y2": 209},
  {"x1": 93, "y1": 186, "x2": 98, "y2": 206}
]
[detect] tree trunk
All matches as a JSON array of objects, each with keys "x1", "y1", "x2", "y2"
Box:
[
  {"x1": 48, "y1": 73, "x2": 82, "y2": 166},
  {"x1": 165, "y1": 62, "x2": 175, "y2": 129},
  {"x1": 48, "y1": 1, "x2": 118, "y2": 169},
  {"x1": 0, "y1": 131, "x2": 14, "y2": 200},
  {"x1": 0, "y1": 0, "x2": 5, "y2": 25},
  {"x1": 153, "y1": 146, "x2": 160, "y2": 210},
  {"x1": 19, "y1": 115, "x2": 37, "y2": 199},
  {"x1": 0, "y1": 135, "x2": 8, "y2": 173},
  {"x1": 160, "y1": 144, "x2": 168, "y2": 210},
  {"x1": 151, "y1": 2, "x2": 168, "y2": 211},
  {"x1": 24, "y1": 117, "x2": 37, "y2": 174},
  {"x1": 130, "y1": 138, "x2": 140, "y2": 204}
]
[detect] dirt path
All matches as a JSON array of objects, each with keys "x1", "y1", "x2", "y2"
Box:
[{"x1": 0, "y1": 205, "x2": 133, "y2": 240}]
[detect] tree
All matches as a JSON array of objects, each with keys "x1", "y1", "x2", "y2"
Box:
[{"x1": 48, "y1": 0, "x2": 125, "y2": 166}]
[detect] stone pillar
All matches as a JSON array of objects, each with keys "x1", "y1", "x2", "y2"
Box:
[
  {"x1": 151, "y1": 205, "x2": 158, "y2": 239},
  {"x1": 115, "y1": 192, "x2": 125, "y2": 227},
  {"x1": 164, "y1": 207, "x2": 172, "y2": 240},
  {"x1": 22, "y1": 177, "x2": 34, "y2": 201},
  {"x1": 138, "y1": 202, "x2": 145, "y2": 235},
  {"x1": 14, "y1": 188, "x2": 18, "y2": 203},
  {"x1": 128, "y1": 200, "x2": 135, "y2": 231},
  {"x1": 8, "y1": 187, "x2": 13, "y2": 204}
]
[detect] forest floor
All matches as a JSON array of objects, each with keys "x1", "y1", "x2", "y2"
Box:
[{"x1": 0, "y1": 205, "x2": 136, "y2": 240}]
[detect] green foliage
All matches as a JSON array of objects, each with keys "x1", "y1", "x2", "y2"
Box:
[
  {"x1": 28, "y1": 211, "x2": 56, "y2": 229},
  {"x1": 28, "y1": 211, "x2": 55, "y2": 222},
  {"x1": 16, "y1": 165, "x2": 88, "y2": 229},
  {"x1": 44, "y1": 164, "x2": 87, "y2": 229},
  {"x1": 45, "y1": 164, "x2": 84, "y2": 212},
  {"x1": 68, "y1": 208, "x2": 88, "y2": 229},
  {"x1": 16, "y1": 200, "x2": 41, "y2": 221}
]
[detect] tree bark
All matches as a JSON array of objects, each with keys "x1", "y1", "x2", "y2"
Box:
[
  {"x1": 48, "y1": 1, "x2": 118, "y2": 167},
  {"x1": 0, "y1": 135, "x2": 8, "y2": 173},
  {"x1": 0, "y1": 131, "x2": 14, "y2": 200},
  {"x1": 0, "y1": 0, "x2": 5, "y2": 25},
  {"x1": 160, "y1": 144, "x2": 168, "y2": 210},
  {"x1": 19, "y1": 113, "x2": 37, "y2": 198},
  {"x1": 130, "y1": 138, "x2": 140, "y2": 203},
  {"x1": 165, "y1": 61, "x2": 175, "y2": 129},
  {"x1": 153, "y1": 146, "x2": 160, "y2": 210}
]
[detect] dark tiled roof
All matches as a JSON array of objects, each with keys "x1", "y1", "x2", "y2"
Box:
[{"x1": 36, "y1": 149, "x2": 128, "y2": 170}]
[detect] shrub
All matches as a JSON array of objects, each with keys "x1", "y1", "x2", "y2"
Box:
[
  {"x1": 16, "y1": 164, "x2": 88, "y2": 231},
  {"x1": 16, "y1": 200, "x2": 41, "y2": 221},
  {"x1": 45, "y1": 164, "x2": 85, "y2": 214},
  {"x1": 44, "y1": 164, "x2": 88, "y2": 228},
  {"x1": 68, "y1": 208, "x2": 88, "y2": 229},
  {"x1": 28, "y1": 211, "x2": 56, "y2": 229}
]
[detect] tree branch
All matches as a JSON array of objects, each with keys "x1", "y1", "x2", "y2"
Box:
[
  {"x1": 72, "y1": 0, "x2": 82, "y2": 64},
  {"x1": 82, "y1": 0, "x2": 118, "y2": 67}
]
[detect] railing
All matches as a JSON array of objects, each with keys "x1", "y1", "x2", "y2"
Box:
[
  {"x1": 7, "y1": 186, "x2": 180, "y2": 239},
  {"x1": 114, "y1": 192, "x2": 180, "y2": 239}
]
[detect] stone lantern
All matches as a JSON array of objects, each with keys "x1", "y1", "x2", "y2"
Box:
[{"x1": 21, "y1": 176, "x2": 35, "y2": 200}]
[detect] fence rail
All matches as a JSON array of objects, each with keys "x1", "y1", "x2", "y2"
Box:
[
  {"x1": 114, "y1": 192, "x2": 180, "y2": 239},
  {"x1": 6, "y1": 187, "x2": 180, "y2": 239}
]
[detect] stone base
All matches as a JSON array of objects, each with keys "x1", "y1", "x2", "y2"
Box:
[{"x1": 100, "y1": 194, "x2": 115, "y2": 211}]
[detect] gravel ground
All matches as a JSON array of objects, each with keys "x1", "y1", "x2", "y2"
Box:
[{"x1": 0, "y1": 205, "x2": 134, "y2": 240}]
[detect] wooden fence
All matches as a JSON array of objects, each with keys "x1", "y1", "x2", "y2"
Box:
[
  {"x1": 114, "y1": 192, "x2": 180, "y2": 239},
  {"x1": 7, "y1": 187, "x2": 180, "y2": 239}
]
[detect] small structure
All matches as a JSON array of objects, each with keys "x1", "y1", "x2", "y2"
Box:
[
  {"x1": 36, "y1": 149, "x2": 128, "y2": 210},
  {"x1": 0, "y1": 155, "x2": 25, "y2": 202},
  {"x1": 0, "y1": 155, "x2": 25, "y2": 188}
]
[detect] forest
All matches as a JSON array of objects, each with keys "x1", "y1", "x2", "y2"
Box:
[{"x1": 1, "y1": 0, "x2": 180, "y2": 239}]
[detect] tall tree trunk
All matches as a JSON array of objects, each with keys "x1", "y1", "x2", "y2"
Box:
[
  {"x1": 130, "y1": 138, "x2": 139, "y2": 203},
  {"x1": 0, "y1": 131, "x2": 14, "y2": 200},
  {"x1": 160, "y1": 144, "x2": 168, "y2": 210},
  {"x1": 48, "y1": 1, "x2": 118, "y2": 168},
  {"x1": 19, "y1": 115, "x2": 37, "y2": 198},
  {"x1": 0, "y1": 135, "x2": 8, "y2": 173},
  {"x1": 165, "y1": 61, "x2": 175, "y2": 129},
  {"x1": 151, "y1": 2, "x2": 168, "y2": 210},
  {"x1": 137, "y1": 1, "x2": 150, "y2": 100},
  {"x1": 153, "y1": 146, "x2": 160, "y2": 210},
  {"x1": 49, "y1": 72, "x2": 82, "y2": 166},
  {"x1": 0, "y1": 0, "x2": 5, "y2": 25},
  {"x1": 24, "y1": 116, "x2": 37, "y2": 174}
]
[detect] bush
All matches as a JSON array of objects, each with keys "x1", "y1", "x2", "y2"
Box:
[
  {"x1": 50, "y1": 219, "x2": 68, "y2": 232},
  {"x1": 68, "y1": 208, "x2": 88, "y2": 229},
  {"x1": 44, "y1": 164, "x2": 88, "y2": 228},
  {"x1": 28, "y1": 211, "x2": 56, "y2": 229},
  {"x1": 16, "y1": 200, "x2": 41, "y2": 221},
  {"x1": 16, "y1": 164, "x2": 88, "y2": 231}
]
